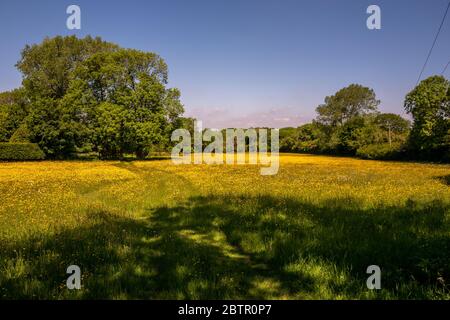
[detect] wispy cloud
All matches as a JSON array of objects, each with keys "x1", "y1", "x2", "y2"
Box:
[{"x1": 185, "y1": 106, "x2": 312, "y2": 129}]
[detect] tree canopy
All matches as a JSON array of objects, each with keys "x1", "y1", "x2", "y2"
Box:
[
  {"x1": 316, "y1": 84, "x2": 380, "y2": 127},
  {"x1": 280, "y1": 84, "x2": 412, "y2": 160},
  {"x1": 0, "y1": 36, "x2": 186, "y2": 159},
  {"x1": 404, "y1": 75, "x2": 450, "y2": 160}
]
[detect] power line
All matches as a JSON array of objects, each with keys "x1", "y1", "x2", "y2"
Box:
[
  {"x1": 416, "y1": 1, "x2": 450, "y2": 85},
  {"x1": 442, "y1": 58, "x2": 450, "y2": 75}
]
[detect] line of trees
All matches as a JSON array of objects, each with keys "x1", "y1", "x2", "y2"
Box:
[
  {"x1": 0, "y1": 36, "x2": 449, "y2": 162},
  {"x1": 0, "y1": 36, "x2": 188, "y2": 159},
  {"x1": 280, "y1": 80, "x2": 450, "y2": 162}
]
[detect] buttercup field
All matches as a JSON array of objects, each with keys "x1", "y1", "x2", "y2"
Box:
[{"x1": 1, "y1": 155, "x2": 449, "y2": 299}]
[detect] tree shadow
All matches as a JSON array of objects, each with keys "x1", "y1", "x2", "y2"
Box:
[
  {"x1": 1, "y1": 195, "x2": 449, "y2": 299},
  {"x1": 436, "y1": 175, "x2": 450, "y2": 186}
]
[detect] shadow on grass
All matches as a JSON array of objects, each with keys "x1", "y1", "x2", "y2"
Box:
[
  {"x1": 1, "y1": 196, "x2": 449, "y2": 299},
  {"x1": 437, "y1": 175, "x2": 450, "y2": 186}
]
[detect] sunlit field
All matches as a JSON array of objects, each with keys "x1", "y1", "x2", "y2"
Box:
[{"x1": 0, "y1": 154, "x2": 449, "y2": 299}]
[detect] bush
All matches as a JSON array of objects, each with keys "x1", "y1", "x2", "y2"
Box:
[
  {"x1": 9, "y1": 124, "x2": 31, "y2": 143},
  {"x1": 0, "y1": 143, "x2": 45, "y2": 161},
  {"x1": 356, "y1": 143, "x2": 402, "y2": 160}
]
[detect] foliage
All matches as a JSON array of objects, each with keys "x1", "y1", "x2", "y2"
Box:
[
  {"x1": 356, "y1": 143, "x2": 403, "y2": 160},
  {"x1": 316, "y1": 84, "x2": 380, "y2": 127},
  {"x1": 374, "y1": 113, "x2": 410, "y2": 145},
  {"x1": 65, "y1": 48, "x2": 180, "y2": 159},
  {"x1": 280, "y1": 123, "x2": 323, "y2": 153},
  {"x1": 0, "y1": 89, "x2": 28, "y2": 142},
  {"x1": 16, "y1": 35, "x2": 118, "y2": 99},
  {"x1": 0, "y1": 36, "x2": 184, "y2": 159},
  {"x1": 279, "y1": 84, "x2": 414, "y2": 159},
  {"x1": 9, "y1": 124, "x2": 31, "y2": 143},
  {"x1": 0, "y1": 143, "x2": 45, "y2": 161},
  {"x1": 24, "y1": 98, "x2": 78, "y2": 158},
  {"x1": 404, "y1": 76, "x2": 450, "y2": 161},
  {"x1": 1, "y1": 36, "x2": 448, "y2": 163}
]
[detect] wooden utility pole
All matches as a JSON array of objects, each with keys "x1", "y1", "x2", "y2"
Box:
[{"x1": 388, "y1": 124, "x2": 392, "y2": 147}]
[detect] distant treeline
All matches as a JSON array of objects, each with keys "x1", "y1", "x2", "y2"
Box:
[
  {"x1": 0, "y1": 36, "x2": 449, "y2": 162},
  {"x1": 279, "y1": 81, "x2": 449, "y2": 162}
]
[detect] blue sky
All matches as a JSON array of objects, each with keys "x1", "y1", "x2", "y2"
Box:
[{"x1": 0, "y1": 0, "x2": 449, "y2": 128}]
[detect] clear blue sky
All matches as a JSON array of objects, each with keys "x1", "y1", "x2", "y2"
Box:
[{"x1": 0, "y1": 0, "x2": 449, "y2": 128}]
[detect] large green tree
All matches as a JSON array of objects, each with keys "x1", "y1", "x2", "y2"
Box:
[
  {"x1": 404, "y1": 75, "x2": 450, "y2": 160},
  {"x1": 16, "y1": 35, "x2": 118, "y2": 99},
  {"x1": 65, "y1": 48, "x2": 183, "y2": 158},
  {"x1": 316, "y1": 84, "x2": 380, "y2": 127},
  {"x1": 0, "y1": 35, "x2": 184, "y2": 159}
]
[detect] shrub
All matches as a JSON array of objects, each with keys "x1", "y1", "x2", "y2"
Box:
[
  {"x1": 9, "y1": 124, "x2": 31, "y2": 143},
  {"x1": 356, "y1": 143, "x2": 402, "y2": 160},
  {"x1": 0, "y1": 143, "x2": 45, "y2": 161}
]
